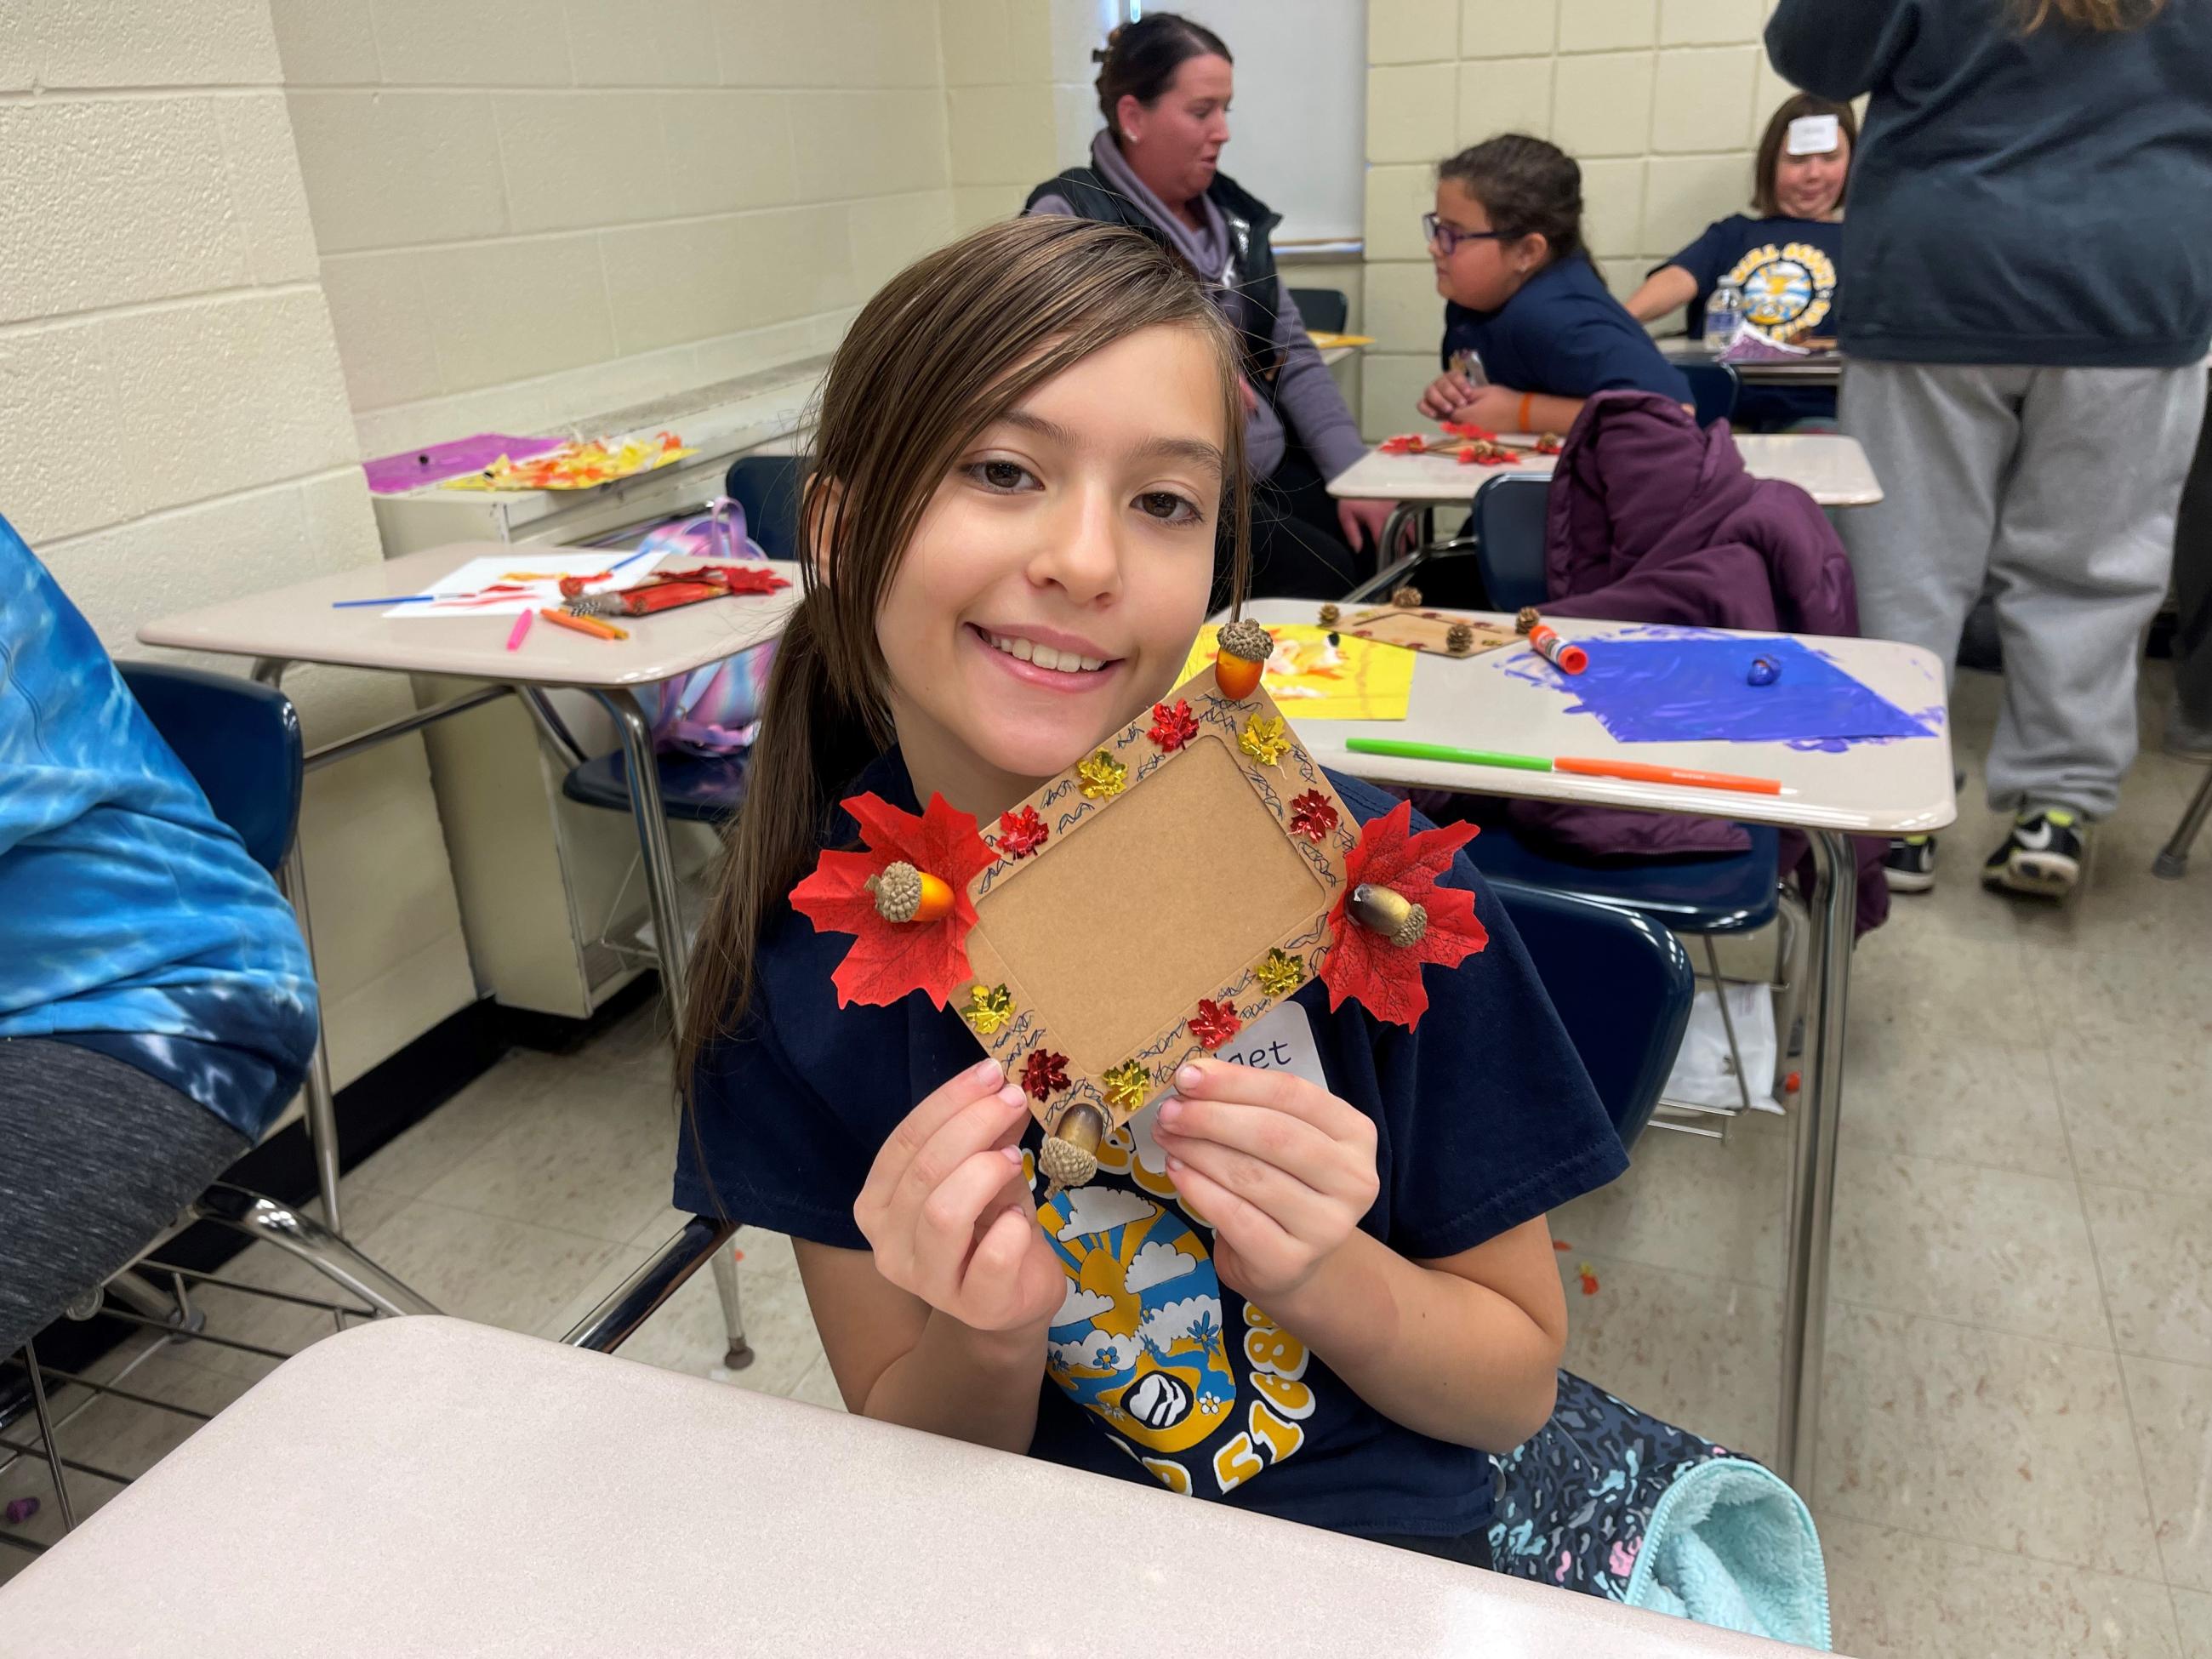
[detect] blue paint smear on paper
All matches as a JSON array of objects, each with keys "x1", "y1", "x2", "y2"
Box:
[{"x1": 1540, "y1": 636, "x2": 1932, "y2": 744}]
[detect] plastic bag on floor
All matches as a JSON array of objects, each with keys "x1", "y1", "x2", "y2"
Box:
[{"x1": 1663, "y1": 984, "x2": 1781, "y2": 1114}]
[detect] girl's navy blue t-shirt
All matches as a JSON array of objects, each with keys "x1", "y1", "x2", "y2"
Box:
[
  {"x1": 1659, "y1": 213, "x2": 1845, "y2": 427},
  {"x1": 1441, "y1": 256, "x2": 1691, "y2": 406},
  {"x1": 680, "y1": 750, "x2": 1628, "y2": 1543}
]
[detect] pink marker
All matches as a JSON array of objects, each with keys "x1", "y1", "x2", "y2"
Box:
[{"x1": 505, "y1": 610, "x2": 533, "y2": 652}]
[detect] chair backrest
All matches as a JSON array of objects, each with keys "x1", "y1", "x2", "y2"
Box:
[
  {"x1": 1470, "y1": 471, "x2": 1553, "y2": 613},
  {"x1": 722, "y1": 453, "x2": 810, "y2": 561},
  {"x1": 117, "y1": 664, "x2": 303, "y2": 875},
  {"x1": 1287, "y1": 286, "x2": 1348, "y2": 334},
  {"x1": 1488, "y1": 877, "x2": 1693, "y2": 1152},
  {"x1": 1679, "y1": 362, "x2": 1740, "y2": 430}
]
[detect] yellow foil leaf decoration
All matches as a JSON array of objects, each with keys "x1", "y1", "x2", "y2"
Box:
[
  {"x1": 1239, "y1": 714, "x2": 1291, "y2": 767},
  {"x1": 1102, "y1": 1060, "x2": 1150, "y2": 1114},
  {"x1": 961, "y1": 983, "x2": 1015, "y2": 1036},
  {"x1": 1076, "y1": 750, "x2": 1127, "y2": 799},
  {"x1": 1255, "y1": 948, "x2": 1304, "y2": 998}
]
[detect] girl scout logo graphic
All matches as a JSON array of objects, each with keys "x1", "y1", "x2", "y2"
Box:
[
  {"x1": 1040, "y1": 1183, "x2": 1236, "y2": 1457},
  {"x1": 1724, "y1": 241, "x2": 1837, "y2": 339}
]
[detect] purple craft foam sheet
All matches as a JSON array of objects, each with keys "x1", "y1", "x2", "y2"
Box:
[
  {"x1": 363, "y1": 433, "x2": 567, "y2": 493},
  {"x1": 1516, "y1": 635, "x2": 1932, "y2": 746}
]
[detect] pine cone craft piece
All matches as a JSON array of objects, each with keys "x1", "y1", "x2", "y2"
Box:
[
  {"x1": 1319, "y1": 800, "x2": 1489, "y2": 1028},
  {"x1": 790, "y1": 792, "x2": 996, "y2": 1007}
]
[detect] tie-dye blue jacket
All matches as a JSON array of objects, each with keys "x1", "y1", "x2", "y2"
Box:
[{"x1": 0, "y1": 515, "x2": 318, "y2": 1141}]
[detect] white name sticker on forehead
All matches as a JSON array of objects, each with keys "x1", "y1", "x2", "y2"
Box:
[{"x1": 1787, "y1": 114, "x2": 1840, "y2": 156}]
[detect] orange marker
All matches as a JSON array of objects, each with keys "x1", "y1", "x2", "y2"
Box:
[
  {"x1": 1554, "y1": 756, "x2": 1782, "y2": 795},
  {"x1": 538, "y1": 607, "x2": 628, "y2": 641}
]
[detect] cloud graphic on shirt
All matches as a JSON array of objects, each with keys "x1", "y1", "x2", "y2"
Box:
[
  {"x1": 1048, "y1": 1330, "x2": 1139, "y2": 1375},
  {"x1": 1054, "y1": 1284, "x2": 1115, "y2": 1326},
  {"x1": 1123, "y1": 1239, "x2": 1199, "y2": 1294},
  {"x1": 1139, "y1": 1294, "x2": 1221, "y2": 1354},
  {"x1": 1056, "y1": 1186, "x2": 1154, "y2": 1243},
  {"x1": 1125, "y1": 1101, "x2": 1172, "y2": 1176}
]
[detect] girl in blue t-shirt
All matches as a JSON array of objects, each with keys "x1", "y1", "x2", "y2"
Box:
[
  {"x1": 676, "y1": 215, "x2": 1625, "y2": 1565},
  {"x1": 1626, "y1": 94, "x2": 1856, "y2": 428},
  {"x1": 1419, "y1": 134, "x2": 1690, "y2": 433}
]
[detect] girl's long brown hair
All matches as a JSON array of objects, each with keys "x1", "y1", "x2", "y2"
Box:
[{"x1": 676, "y1": 215, "x2": 1251, "y2": 1097}]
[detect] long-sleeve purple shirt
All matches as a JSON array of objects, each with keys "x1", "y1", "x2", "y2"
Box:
[{"x1": 1028, "y1": 132, "x2": 1367, "y2": 483}]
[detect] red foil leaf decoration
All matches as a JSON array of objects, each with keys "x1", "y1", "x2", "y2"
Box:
[
  {"x1": 1020, "y1": 1048, "x2": 1070, "y2": 1101},
  {"x1": 789, "y1": 792, "x2": 996, "y2": 1007},
  {"x1": 1287, "y1": 790, "x2": 1338, "y2": 844},
  {"x1": 1148, "y1": 699, "x2": 1200, "y2": 753},
  {"x1": 1318, "y1": 800, "x2": 1488, "y2": 1029},
  {"x1": 995, "y1": 805, "x2": 1048, "y2": 859},
  {"x1": 1189, "y1": 998, "x2": 1243, "y2": 1051}
]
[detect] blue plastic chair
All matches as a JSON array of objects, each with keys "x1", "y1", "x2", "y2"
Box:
[
  {"x1": 1469, "y1": 473, "x2": 1552, "y2": 613},
  {"x1": 117, "y1": 664, "x2": 300, "y2": 875},
  {"x1": 1288, "y1": 286, "x2": 1348, "y2": 334},
  {"x1": 723, "y1": 453, "x2": 809, "y2": 559},
  {"x1": 1489, "y1": 879, "x2": 1693, "y2": 1151},
  {"x1": 1679, "y1": 362, "x2": 1740, "y2": 430}
]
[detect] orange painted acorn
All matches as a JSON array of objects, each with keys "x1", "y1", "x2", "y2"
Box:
[
  {"x1": 1214, "y1": 617, "x2": 1274, "y2": 699},
  {"x1": 865, "y1": 861, "x2": 953, "y2": 924}
]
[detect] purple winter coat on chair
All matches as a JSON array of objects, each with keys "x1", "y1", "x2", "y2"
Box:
[{"x1": 1507, "y1": 391, "x2": 1890, "y2": 936}]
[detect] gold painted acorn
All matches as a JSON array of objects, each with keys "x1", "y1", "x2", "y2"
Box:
[
  {"x1": 1214, "y1": 617, "x2": 1274, "y2": 699},
  {"x1": 1347, "y1": 882, "x2": 1429, "y2": 949},
  {"x1": 1391, "y1": 585, "x2": 1423, "y2": 608},
  {"x1": 865, "y1": 860, "x2": 953, "y2": 924},
  {"x1": 1040, "y1": 1099, "x2": 1109, "y2": 1196}
]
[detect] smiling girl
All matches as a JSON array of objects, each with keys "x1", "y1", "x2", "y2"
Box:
[{"x1": 676, "y1": 217, "x2": 1626, "y2": 1565}]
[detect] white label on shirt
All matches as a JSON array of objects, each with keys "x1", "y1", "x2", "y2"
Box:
[
  {"x1": 1209, "y1": 999, "x2": 1329, "y2": 1093},
  {"x1": 1787, "y1": 114, "x2": 1840, "y2": 156}
]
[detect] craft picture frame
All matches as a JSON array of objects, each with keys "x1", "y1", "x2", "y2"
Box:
[
  {"x1": 952, "y1": 665, "x2": 1356, "y2": 1147},
  {"x1": 1335, "y1": 605, "x2": 1519, "y2": 658}
]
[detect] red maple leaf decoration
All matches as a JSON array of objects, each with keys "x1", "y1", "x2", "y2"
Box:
[
  {"x1": 1020, "y1": 1048, "x2": 1069, "y2": 1101},
  {"x1": 1441, "y1": 420, "x2": 1498, "y2": 442},
  {"x1": 995, "y1": 804, "x2": 1048, "y2": 859},
  {"x1": 788, "y1": 792, "x2": 996, "y2": 1008},
  {"x1": 1148, "y1": 700, "x2": 1200, "y2": 753},
  {"x1": 1189, "y1": 998, "x2": 1243, "y2": 1051},
  {"x1": 1287, "y1": 790, "x2": 1338, "y2": 843},
  {"x1": 1318, "y1": 800, "x2": 1488, "y2": 1029}
]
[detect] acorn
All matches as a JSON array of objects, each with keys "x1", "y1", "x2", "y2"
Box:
[
  {"x1": 1348, "y1": 882, "x2": 1428, "y2": 949},
  {"x1": 1040, "y1": 1099, "x2": 1109, "y2": 1197},
  {"x1": 1445, "y1": 621, "x2": 1475, "y2": 655},
  {"x1": 865, "y1": 860, "x2": 953, "y2": 924},
  {"x1": 1214, "y1": 617, "x2": 1274, "y2": 699},
  {"x1": 1390, "y1": 585, "x2": 1422, "y2": 608},
  {"x1": 1317, "y1": 603, "x2": 1340, "y2": 627},
  {"x1": 1515, "y1": 605, "x2": 1542, "y2": 636}
]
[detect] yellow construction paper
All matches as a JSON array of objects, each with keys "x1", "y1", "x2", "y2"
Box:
[
  {"x1": 1179, "y1": 624, "x2": 1413, "y2": 721},
  {"x1": 1306, "y1": 331, "x2": 1376, "y2": 350}
]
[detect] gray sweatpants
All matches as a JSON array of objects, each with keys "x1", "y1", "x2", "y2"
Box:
[
  {"x1": 1840, "y1": 360, "x2": 2207, "y2": 818},
  {"x1": 0, "y1": 1039, "x2": 248, "y2": 1355}
]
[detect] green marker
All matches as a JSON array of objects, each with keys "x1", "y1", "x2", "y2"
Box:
[{"x1": 1345, "y1": 738, "x2": 1554, "y2": 772}]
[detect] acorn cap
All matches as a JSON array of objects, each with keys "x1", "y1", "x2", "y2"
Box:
[
  {"x1": 1390, "y1": 585, "x2": 1422, "y2": 608},
  {"x1": 1515, "y1": 606, "x2": 1542, "y2": 635},
  {"x1": 865, "y1": 861, "x2": 921, "y2": 922},
  {"x1": 1217, "y1": 617, "x2": 1274, "y2": 664},
  {"x1": 1348, "y1": 882, "x2": 1430, "y2": 949},
  {"x1": 1445, "y1": 621, "x2": 1475, "y2": 654},
  {"x1": 1317, "y1": 603, "x2": 1340, "y2": 626},
  {"x1": 1039, "y1": 1135, "x2": 1098, "y2": 1193}
]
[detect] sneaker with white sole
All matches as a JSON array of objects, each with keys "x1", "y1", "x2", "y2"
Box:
[
  {"x1": 1884, "y1": 835, "x2": 1936, "y2": 892},
  {"x1": 1981, "y1": 809, "x2": 2084, "y2": 898}
]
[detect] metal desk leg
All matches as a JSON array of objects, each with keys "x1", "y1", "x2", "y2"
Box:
[
  {"x1": 1776, "y1": 830, "x2": 1856, "y2": 1490},
  {"x1": 1378, "y1": 503, "x2": 1419, "y2": 571},
  {"x1": 2152, "y1": 761, "x2": 2212, "y2": 878},
  {"x1": 252, "y1": 658, "x2": 345, "y2": 1241},
  {"x1": 594, "y1": 688, "x2": 750, "y2": 1370}
]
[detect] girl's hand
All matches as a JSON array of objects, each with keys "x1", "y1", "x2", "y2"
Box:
[
  {"x1": 1416, "y1": 371, "x2": 1479, "y2": 420},
  {"x1": 1150, "y1": 1059, "x2": 1382, "y2": 1304},
  {"x1": 854, "y1": 1059, "x2": 1065, "y2": 1337},
  {"x1": 1450, "y1": 384, "x2": 1525, "y2": 432},
  {"x1": 1336, "y1": 496, "x2": 1400, "y2": 555}
]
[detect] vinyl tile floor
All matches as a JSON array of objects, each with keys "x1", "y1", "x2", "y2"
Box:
[{"x1": 5, "y1": 665, "x2": 2209, "y2": 1656}]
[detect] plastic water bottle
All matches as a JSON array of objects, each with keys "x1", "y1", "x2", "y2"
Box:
[{"x1": 1703, "y1": 279, "x2": 1743, "y2": 350}]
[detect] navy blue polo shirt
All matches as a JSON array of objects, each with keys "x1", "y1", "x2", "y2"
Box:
[
  {"x1": 681, "y1": 749, "x2": 1627, "y2": 1543},
  {"x1": 1660, "y1": 214, "x2": 1845, "y2": 427},
  {"x1": 1441, "y1": 255, "x2": 1690, "y2": 407}
]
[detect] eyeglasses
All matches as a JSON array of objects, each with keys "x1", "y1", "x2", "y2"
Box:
[{"x1": 1422, "y1": 212, "x2": 1508, "y2": 255}]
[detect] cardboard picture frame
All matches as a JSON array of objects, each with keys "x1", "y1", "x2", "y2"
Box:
[
  {"x1": 1334, "y1": 605, "x2": 1519, "y2": 658},
  {"x1": 952, "y1": 665, "x2": 1355, "y2": 1144}
]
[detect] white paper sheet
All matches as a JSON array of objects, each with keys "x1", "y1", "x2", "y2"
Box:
[
  {"x1": 1786, "y1": 114, "x2": 1840, "y2": 157},
  {"x1": 384, "y1": 550, "x2": 664, "y2": 619}
]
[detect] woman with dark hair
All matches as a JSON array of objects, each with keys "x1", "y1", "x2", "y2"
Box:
[
  {"x1": 1023, "y1": 14, "x2": 1389, "y2": 601},
  {"x1": 1627, "y1": 94, "x2": 1856, "y2": 428},
  {"x1": 1769, "y1": 0, "x2": 2212, "y2": 901}
]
